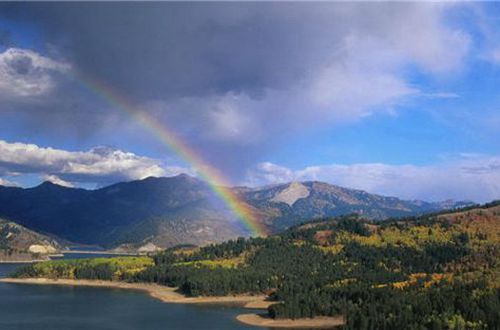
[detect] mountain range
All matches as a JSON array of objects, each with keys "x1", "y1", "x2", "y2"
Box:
[{"x1": 0, "y1": 175, "x2": 472, "y2": 250}]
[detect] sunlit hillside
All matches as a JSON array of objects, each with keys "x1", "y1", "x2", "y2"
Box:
[{"x1": 15, "y1": 202, "x2": 500, "y2": 329}]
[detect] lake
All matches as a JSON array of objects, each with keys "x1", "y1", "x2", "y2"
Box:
[{"x1": 0, "y1": 260, "x2": 266, "y2": 330}]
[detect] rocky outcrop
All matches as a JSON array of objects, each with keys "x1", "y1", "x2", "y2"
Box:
[
  {"x1": 271, "y1": 182, "x2": 310, "y2": 206},
  {"x1": 0, "y1": 219, "x2": 60, "y2": 261}
]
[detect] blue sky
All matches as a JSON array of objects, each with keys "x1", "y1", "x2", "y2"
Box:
[{"x1": 0, "y1": 2, "x2": 499, "y2": 202}]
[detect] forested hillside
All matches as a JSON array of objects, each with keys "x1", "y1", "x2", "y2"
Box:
[{"x1": 14, "y1": 202, "x2": 500, "y2": 329}]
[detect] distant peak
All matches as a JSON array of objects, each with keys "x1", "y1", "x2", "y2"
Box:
[
  {"x1": 172, "y1": 173, "x2": 203, "y2": 183},
  {"x1": 35, "y1": 181, "x2": 69, "y2": 190},
  {"x1": 129, "y1": 174, "x2": 203, "y2": 188},
  {"x1": 271, "y1": 181, "x2": 310, "y2": 206},
  {"x1": 38, "y1": 181, "x2": 58, "y2": 187},
  {"x1": 140, "y1": 176, "x2": 160, "y2": 182},
  {"x1": 142, "y1": 173, "x2": 196, "y2": 182}
]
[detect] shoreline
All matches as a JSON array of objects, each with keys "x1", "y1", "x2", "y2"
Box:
[
  {"x1": 61, "y1": 250, "x2": 139, "y2": 256},
  {"x1": 0, "y1": 259, "x2": 50, "y2": 264},
  {"x1": 0, "y1": 261, "x2": 45, "y2": 264},
  {"x1": 0, "y1": 251, "x2": 136, "y2": 263},
  {"x1": 0, "y1": 278, "x2": 270, "y2": 307},
  {"x1": 237, "y1": 313, "x2": 344, "y2": 329},
  {"x1": 0, "y1": 278, "x2": 344, "y2": 328}
]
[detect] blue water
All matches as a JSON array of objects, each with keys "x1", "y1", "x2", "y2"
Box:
[{"x1": 0, "y1": 262, "x2": 266, "y2": 330}]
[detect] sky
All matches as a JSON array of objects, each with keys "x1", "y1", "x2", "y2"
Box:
[{"x1": 0, "y1": 2, "x2": 499, "y2": 202}]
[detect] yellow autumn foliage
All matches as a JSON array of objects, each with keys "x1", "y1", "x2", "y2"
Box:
[{"x1": 174, "y1": 256, "x2": 244, "y2": 269}]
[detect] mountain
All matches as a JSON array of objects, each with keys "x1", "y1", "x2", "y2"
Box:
[
  {"x1": 237, "y1": 181, "x2": 472, "y2": 230},
  {"x1": 0, "y1": 175, "x2": 243, "y2": 249},
  {"x1": 0, "y1": 218, "x2": 60, "y2": 262},
  {"x1": 0, "y1": 175, "x2": 473, "y2": 249}
]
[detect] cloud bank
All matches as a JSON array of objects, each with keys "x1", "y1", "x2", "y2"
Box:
[
  {"x1": 0, "y1": 2, "x2": 476, "y2": 177},
  {"x1": 247, "y1": 156, "x2": 500, "y2": 203},
  {"x1": 0, "y1": 140, "x2": 189, "y2": 187},
  {"x1": 0, "y1": 178, "x2": 18, "y2": 187}
]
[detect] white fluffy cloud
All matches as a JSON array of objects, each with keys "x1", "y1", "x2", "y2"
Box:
[
  {"x1": 0, "y1": 48, "x2": 69, "y2": 98},
  {"x1": 246, "y1": 155, "x2": 500, "y2": 203},
  {"x1": 0, "y1": 140, "x2": 190, "y2": 187},
  {"x1": 207, "y1": 94, "x2": 260, "y2": 141},
  {"x1": 294, "y1": 4, "x2": 468, "y2": 122},
  {"x1": 0, "y1": 178, "x2": 19, "y2": 187},
  {"x1": 41, "y1": 174, "x2": 74, "y2": 188}
]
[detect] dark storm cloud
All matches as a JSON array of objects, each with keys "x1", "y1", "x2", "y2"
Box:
[
  {"x1": 0, "y1": 2, "x2": 340, "y2": 100},
  {"x1": 0, "y1": 2, "x2": 472, "y2": 180}
]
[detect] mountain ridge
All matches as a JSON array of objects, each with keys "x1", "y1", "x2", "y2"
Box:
[{"x1": 0, "y1": 175, "x2": 474, "y2": 249}]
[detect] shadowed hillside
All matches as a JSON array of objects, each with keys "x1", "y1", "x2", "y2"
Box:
[{"x1": 0, "y1": 175, "x2": 472, "y2": 249}]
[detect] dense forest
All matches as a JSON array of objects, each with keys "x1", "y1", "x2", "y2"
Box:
[{"x1": 14, "y1": 202, "x2": 500, "y2": 329}]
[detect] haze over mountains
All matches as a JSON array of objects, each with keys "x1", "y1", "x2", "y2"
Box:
[{"x1": 0, "y1": 175, "x2": 472, "y2": 250}]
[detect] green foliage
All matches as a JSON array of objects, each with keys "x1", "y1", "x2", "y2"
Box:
[
  {"x1": 336, "y1": 217, "x2": 371, "y2": 236},
  {"x1": 13, "y1": 257, "x2": 153, "y2": 281},
  {"x1": 14, "y1": 208, "x2": 500, "y2": 329}
]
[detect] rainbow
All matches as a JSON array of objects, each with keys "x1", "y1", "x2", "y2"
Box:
[{"x1": 77, "y1": 73, "x2": 267, "y2": 237}]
